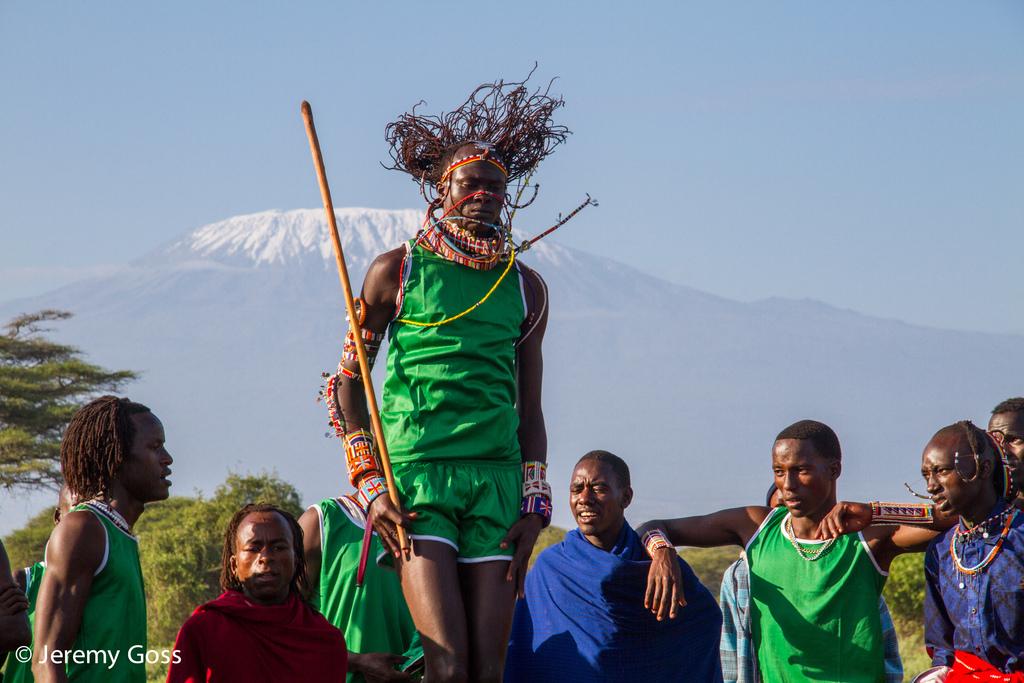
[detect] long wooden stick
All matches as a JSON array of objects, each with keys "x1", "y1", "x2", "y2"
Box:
[{"x1": 300, "y1": 101, "x2": 410, "y2": 564}]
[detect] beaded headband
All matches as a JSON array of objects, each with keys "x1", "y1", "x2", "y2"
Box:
[{"x1": 438, "y1": 144, "x2": 509, "y2": 186}]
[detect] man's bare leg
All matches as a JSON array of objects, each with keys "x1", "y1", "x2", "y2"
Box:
[
  {"x1": 460, "y1": 560, "x2": 517, "y2": 683},
  {"x1": 398, "y1": 540, "x2": 468, "y2": 683}
]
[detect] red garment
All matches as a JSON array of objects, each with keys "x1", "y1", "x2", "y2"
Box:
[
  {"x1": 948, "y1": 651, "x2": 1024, "y2": 682},
  {"x1": 166, "y1": 590, "x2": 347, "y2": 683}
]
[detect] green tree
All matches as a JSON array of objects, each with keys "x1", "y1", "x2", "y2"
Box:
[
  {"x1": 2, "y1": 505, "x2": 57, "y2": 571},
  {"x1": 0, "y1": 310, "x2": 136, "y2": 490},
  {"x1": 136, "y1": 472, "x2": 303, "y2": 645},
  {"x1": 679, "y1": 546, "x2": 742, "y2": 598}
]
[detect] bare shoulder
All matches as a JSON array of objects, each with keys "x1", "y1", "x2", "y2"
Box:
[
  {"x1": 361, "y1": 247, "x2": 406, "y2": 308},
  {"x1": 516, "y1": 261, "x2": 549, "y2": 339},
  {"x1": 745, "y1": 505, "x2": 772, "y2": 525},
  {"x1": 369, "y1": 246, "x2": 406, "y2": 274},
  {"x1": 45, "y1": 509, "x2": 106, "y2": 572},
  {"x1": 298, "y1": 506, "x2": 321, "y2": 547}
]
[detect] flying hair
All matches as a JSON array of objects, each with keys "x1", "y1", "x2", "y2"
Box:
[{"x1": 384, "y1": 65, "x2": 570, "y2": 193}]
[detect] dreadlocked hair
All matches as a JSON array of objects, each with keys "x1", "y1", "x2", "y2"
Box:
[
  {"x1": 993, "y1": 397, "x2": 1024, "y2": 415},
  {"x1": 61, "y1": 395, "x2": 150, "y2": 500},
  {"x1": 220, "y1": 503, "x2": 311, "y2": 602},
  {"x1": 384, "y1": 66, "x2": 570, "y2": 188}
]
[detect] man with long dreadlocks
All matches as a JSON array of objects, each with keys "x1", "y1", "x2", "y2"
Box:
[
  {"x1": 821, "y1": 421, "x2": 1024, "y2": 681},
  {"x1": 32, "y1": 396, "x2": 172, "y2": 683},
  {"x1": 326, "y1": 74, "x2": 581, "y2": 682}
]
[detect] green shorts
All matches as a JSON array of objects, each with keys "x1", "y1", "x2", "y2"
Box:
[{"x1": 392, "y1": 460, "x2": 520, "y2": 562}]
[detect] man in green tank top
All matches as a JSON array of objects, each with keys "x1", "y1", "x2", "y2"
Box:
[
  {"x1": 3, "y1": 486, "x2": 76, "y2": 683},
  {"x1": 638, "y1": 419, "x2": 934, "y2": 683},
  {"x1": 299, "y1": 495, "x2": 422, "y2": 682},
  {"x1": 32, "y1": 396, "x2": 173, "y2": 683},
  {"x1": 328, "y1": 76, "x2": 568, "y2": 682}
]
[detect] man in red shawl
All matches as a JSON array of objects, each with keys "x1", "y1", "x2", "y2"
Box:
[{"x1": 167, "y1": 503, "x2": 347, "y2": 682}]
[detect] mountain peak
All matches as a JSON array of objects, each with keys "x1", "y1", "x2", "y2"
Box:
[{"x1": 147, "y1": 208, "x2": 423, "y2": 268}]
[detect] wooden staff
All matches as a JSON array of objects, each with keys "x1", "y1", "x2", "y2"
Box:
[{"x1": 300, "y1": 101, "x2": 410, "y2": 575}]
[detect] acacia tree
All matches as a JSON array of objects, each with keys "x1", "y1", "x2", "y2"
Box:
[{"x1": 0, "y1": 309, "x2": 136, "y2": 490}]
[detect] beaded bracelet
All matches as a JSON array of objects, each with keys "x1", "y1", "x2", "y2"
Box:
[
  {"x1": 521, "y1": 494, "x2": 552, "y2": 528},
  {"x1": 642, "y1": 529, "x2": 673, "y2": 557},
  {"x1": 522, "y1": 461, "x2": 550, "y2": 499},
  {"x1": 355, "y1": 474, "x2": 389, "y2": 509},
  {"x1": 870, "y1": 502, "x2": 934, "y2": 525},
  {"x1": 344, "y1": 429, "x2": 381, "y2": 486}
]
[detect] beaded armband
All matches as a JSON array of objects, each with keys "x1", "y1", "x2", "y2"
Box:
[
  {"x1": 642, "y1": 529, "x2": 673, "y2": 557},
  {"x1": 521, "y1": 494, "x2": 552, "y2": 527},
  {"x1": 322, "y1": 373, "x2": 347, "y2": 438},
  {"x1": 355, "y1": 474, "x2": 389, "y2": 509},
  {"x1": 344, "y1": 429, "x2": 382, "y2": 486},
  {"x1": 341, "y1": 327, "x2": 385, "y2": 368},
  {"x1": 870, "y1": 502, "x2": 935, "y2": 525},
  {"x1": 522, "y1": 461, "x2": 552, "y2": 499}
]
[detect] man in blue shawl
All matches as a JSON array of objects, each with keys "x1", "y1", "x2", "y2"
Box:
[{"x1": 506, "y1": 450, "x2": 723, "y2": 682}]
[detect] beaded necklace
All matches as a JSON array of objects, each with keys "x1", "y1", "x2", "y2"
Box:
[
  {"x1": 954, "y1": 506, "x2": 1014, "y2": 543},
  {"x1": 784, "y1": 514, "x2": 835, "y2": 562},
  {"x1": 949, "y1": 507, "x2": 1017, "y2": 578},
  {"x1": 418, "y1": 218, "x2": 509, "y2": 271},
  {"x1": 83, "y1": 499, "x2": 134, "y2": 537}
]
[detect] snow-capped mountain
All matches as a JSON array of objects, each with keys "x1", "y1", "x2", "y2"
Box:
[{"x1": 2, "y1": 208, "x2": 1022, "y2": 534}]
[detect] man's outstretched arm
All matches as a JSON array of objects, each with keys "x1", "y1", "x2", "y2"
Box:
[{"x1": 637, "y1": 506, "x2": 769, "y2": 621}]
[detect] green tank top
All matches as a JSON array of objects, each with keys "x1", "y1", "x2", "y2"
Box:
[
  {"x1": 313, "y1": 497, "x2": 420, "y2": 683},
  {"x1": 381, "y1": 242, "x2": 525, "y2": 464},
  {"x1": 54, "y1": 504, "x2": 148, "y2": 683},
  {"x1": 2, "y1": 562, "x2": 45, "y2": 683},
  {"x1": 746, "y1": 507, "x2": 886, "y2": 683}
]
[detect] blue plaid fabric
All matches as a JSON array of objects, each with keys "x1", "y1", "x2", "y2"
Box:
[
  {"x1": 721, "y1": 554, "x2": 902, "y2": 683},
  {"x1": 879, "y1": 595, "x2": 903, "y2": 683},
  {"x1": 720, "y1": 555, "x2": 758, "y2": 683},
  {"x1": 925, "y1": 500, "x2": 1024, "y2": 672}
]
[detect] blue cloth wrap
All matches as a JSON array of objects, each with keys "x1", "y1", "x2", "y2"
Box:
[{"x1": 506, "y1": 524, "x2": 723, "y2": 682}]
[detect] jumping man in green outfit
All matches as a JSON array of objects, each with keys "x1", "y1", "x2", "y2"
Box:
[
  {"x1": 32, "y1": 396, "x2": 172, "y2": 683},
  {"x1": 327, "y1": 75, "x2": 569, "y2": 683}
]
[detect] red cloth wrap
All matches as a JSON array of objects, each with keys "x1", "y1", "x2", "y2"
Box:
[
  {"x1": 166, "y1": 590, "x2": 347, "y2": 682},
  {"x1": 947, "y1": 651, "x2": 1024, "y2": 682}
]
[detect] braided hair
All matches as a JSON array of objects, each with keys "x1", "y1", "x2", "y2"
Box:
[
  {"x1": 384, "y1": 66, "x2": 570, "y2": 193},
  {"x1": 220, "y1": 503, "x2": 311, "y2": 601},
  {"x1": 60, "y1": 395, "x2": 151, "y2": 500},
  {"x1": 947, "y1": 419, "x2": 1012, "y2": 498}
]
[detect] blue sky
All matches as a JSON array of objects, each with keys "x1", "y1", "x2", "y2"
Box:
[{"x1": 1, "y1": 1, "x2": 1022, "y2": 333}]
